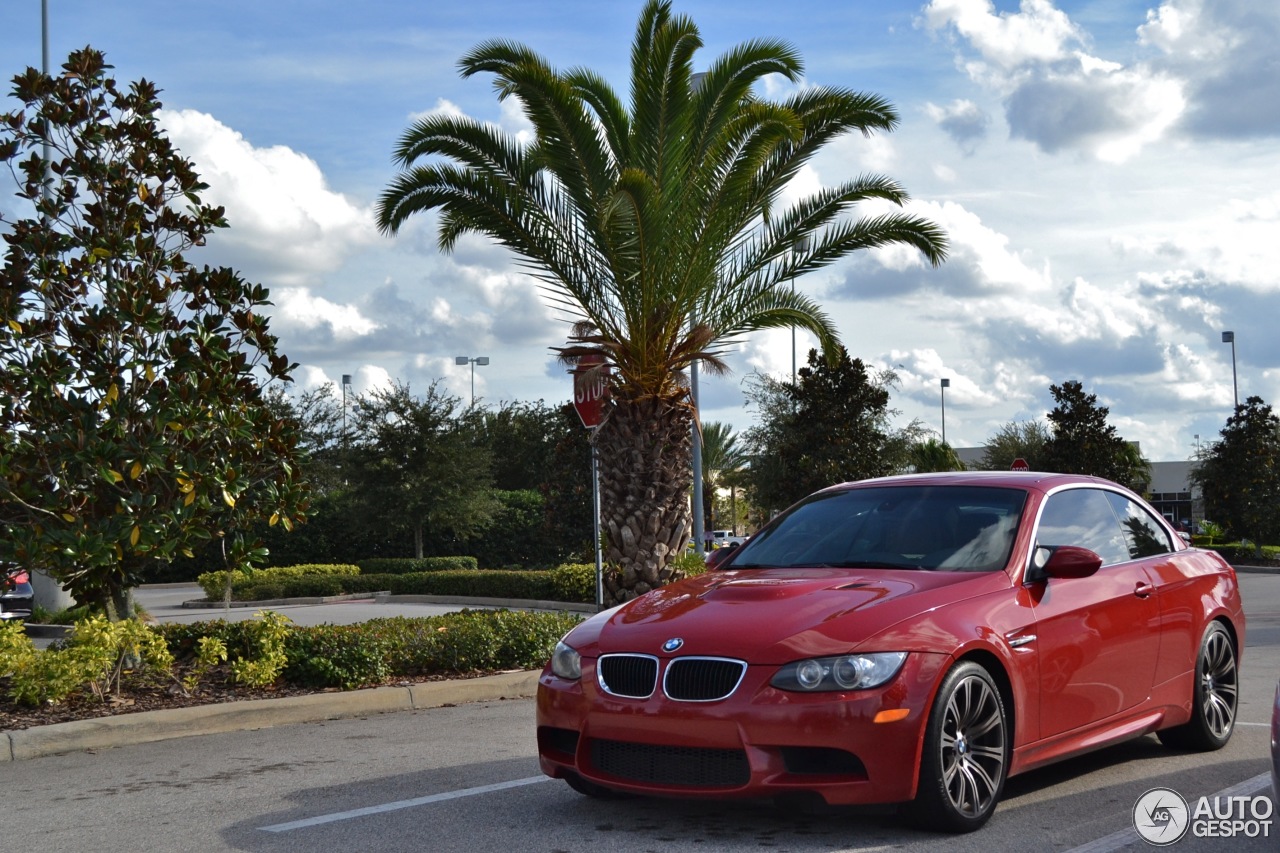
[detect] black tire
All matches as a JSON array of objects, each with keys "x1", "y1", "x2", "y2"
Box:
[
  {"x1": 1158, "y1": 621, "x2": 1237, "y2": 751},
  {"x1": 910, "y1": 661, "x2": 1009, "y2": 833},
  {"x1": 564, "y1": 772, "x2": 622, "y2": 799}
]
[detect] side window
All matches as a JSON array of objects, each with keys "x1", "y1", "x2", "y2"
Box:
[
  {"x1": 1104, "y1": 492, "x2": 1173, "y2": 559},
  {"x1": 1036, "y1": 488, "x2": 1129, "y2": 566}
]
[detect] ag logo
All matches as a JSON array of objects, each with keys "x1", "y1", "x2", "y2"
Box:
[
  {"x1": 1133, "y1": 787, "x2": 1189, "y2": 846},
  {"x1": 661, "y1": 638, "x2": 683, "y2": 653}
]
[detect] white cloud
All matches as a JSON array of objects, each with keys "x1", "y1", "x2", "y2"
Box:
[
  {"x1": 159, "y1": 109, "x2": 379, "y2": 285},
  {"x1": 273, "y1": 287, "x2": 379, "y2": 339}
]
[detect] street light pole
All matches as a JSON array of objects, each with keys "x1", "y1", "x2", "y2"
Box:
[
  {"x1": 1221, "y1": 331, "x2": 1238, "y2": 410},
  {"x1": 940, "y1": 378, "x2": 950, "y2": 445},
  {"x1": 454, "y1": 356, "x2": 489, "y2": 406}
]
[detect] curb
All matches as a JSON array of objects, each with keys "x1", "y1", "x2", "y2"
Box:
[
  {"x1": 179, "y1": 592, "x2": 600, "y2": 614},
  {"x1": 1, "y1": 669, "x2": 540, "y2": 763}
]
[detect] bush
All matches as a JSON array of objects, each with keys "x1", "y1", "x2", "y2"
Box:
[
  {"x1": 549, "y1": 563, "x2": 596, "y2": 603},
  {"x1": 285, "y1": 624, "x2": 390, "y2": 689},
  {"x1": 357, "y1": 557, "x2": 478, "y2": 575},
  {"x1": 196, "y1": 563, "x2": 362, "y2": 600},
  {"x1": 370, "y1": 610, "x2": 582, "y2": 675}
]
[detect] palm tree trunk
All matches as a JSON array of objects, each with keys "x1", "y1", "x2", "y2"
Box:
[{"x1": 596, "y1": 396, "x2": 692, "y2": 604}]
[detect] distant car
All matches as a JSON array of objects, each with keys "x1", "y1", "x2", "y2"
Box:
[
  {"x1": 537, "y1": 472, "x2": 1245, "y2": 833},
  {"x1": 711, "y1": 530, "x2": 746, "y2": 547},
  {"x1": 1, "y1": 565, "x2": 34, "y2": 620}
]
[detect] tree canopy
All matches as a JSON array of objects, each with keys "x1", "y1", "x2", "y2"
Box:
[
  {"x1": 1192, "y1": 396, "x2": 1280, "y2": 548},
  {"x1": 0, "y1": 48, "x2": 306, "y2": 616},
  {"x1": 375, "y1": 1, "x2": 947, "y2": 601},
  {"x1": 745, "y1": 347, "x2": 920, "y2": 514},
  {"x1": 1041, "y1": 380, "x2": 1149, "y2": 490}
]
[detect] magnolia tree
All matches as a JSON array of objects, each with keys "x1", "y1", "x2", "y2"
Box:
[{"x1": 0, "y1": 49, "x2": 307, "y2": 618}]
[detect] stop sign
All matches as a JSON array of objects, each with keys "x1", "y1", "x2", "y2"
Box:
[
  {"x1": 572, "y1": 354, "x2": 610, "y2": 429},
  {"x1": 1011, "y1": 457, "x2": 1030, "y2": 471}
]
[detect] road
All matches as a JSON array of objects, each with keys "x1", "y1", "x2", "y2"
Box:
[{"x1": 5, "y1": 573, "x2": 1278, "y2": 852}]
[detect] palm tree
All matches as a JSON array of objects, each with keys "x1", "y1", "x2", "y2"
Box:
[
  {"x1": 908, "y1": 438, "x2": 966, "y2": 473},
  {"x1": 701, "y1": 421, "x2": 749, "y2": 534},
  {"x1": 376, "y1": 1, "x2": 947, "y2": 602}
]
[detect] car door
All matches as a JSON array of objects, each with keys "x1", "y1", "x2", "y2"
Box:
[{"x1": 1028, "y1": 487, "x2": 1161, "y2": 739}]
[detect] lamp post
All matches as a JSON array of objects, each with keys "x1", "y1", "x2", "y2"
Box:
[
  {"x1": 940, "y1": 378, "x2": 950, "y2": 445},
  {"x1": 341, "y1": 374, "x2": 352, "y2": 447},
  {"x1": 1221, "y1": 331, "x2": 1238, "y2": 410},
  {"x1": 454, "y1": 356, "x2": 489, "y2": 406}
]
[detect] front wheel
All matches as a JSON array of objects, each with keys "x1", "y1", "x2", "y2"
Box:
[
  {"x1": 1158, "y1": 621, "x2": 1237, "y2": 751},
  {"x1": 910, "y1": 661, "x2": 1009, "y2": 833}
]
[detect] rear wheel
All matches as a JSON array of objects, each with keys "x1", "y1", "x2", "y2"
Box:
[
  {"x1": 1158, "y1": 621, "x2": 1237, "y2": 751},
  {"x1": 910, "y1": 661, "x2": 1009, "y2": 833}
]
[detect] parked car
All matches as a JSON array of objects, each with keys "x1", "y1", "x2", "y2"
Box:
[
  {"x1": 711, "y1": 530, "x2": 746, "y2": 547},
  {"x1": 537, "y1": 471, "x2": 1244, "y2": 833},
  {"x1": 1, "y1": 564, "x2": 34, "y2": 621}
]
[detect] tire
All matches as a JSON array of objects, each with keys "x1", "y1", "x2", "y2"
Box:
[
  {"x1": 1158, "y1": 621, "x2": 1237, "y2": 751},
  {"x1": 910, "y1": 661, "x2": 1009, "y2": 833}
]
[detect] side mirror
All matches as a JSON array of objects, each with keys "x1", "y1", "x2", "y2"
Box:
[
  {"x1": 1033, "y1": 545, "x2": 1102, "y2": 580},
  {"x1": 705, "y1": 542, "x2": 740, "y2": 570}
]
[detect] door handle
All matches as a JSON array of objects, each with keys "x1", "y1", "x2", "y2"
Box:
[{"x1": 1134, "y1": 582, "x2": 1155, "y2": 598}]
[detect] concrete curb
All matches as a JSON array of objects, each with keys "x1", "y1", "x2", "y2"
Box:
[
  {"x1": 178, "y1": 592, "x2": 599, "y2": 614},
  {"x1": 2, "y1": 669, "x2": 540, "y2": 763}
]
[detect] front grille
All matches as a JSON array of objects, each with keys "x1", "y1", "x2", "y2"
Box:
[
  {"x1": 598, "y1": 654, "x2": 658, "y2": 698},
  {"x1": 590, "y1": 739, "x2": 750, "y2": 787},
  {"x1": 664, "y1": 657, "x2": 747, "y2": 701}
]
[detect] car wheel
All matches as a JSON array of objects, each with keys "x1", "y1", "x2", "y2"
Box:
[
  {"x1": 910, "y1": 661, "x2": 1009, "y2": 833},
  {"x1": 1158, "y1": 621, "x2": 1237, "y2": 751},
  {"x1": 564, "y1": 772, "x2": 622, "y2": 799}
]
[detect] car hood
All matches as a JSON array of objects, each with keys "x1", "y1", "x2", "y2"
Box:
[{"x1": 571, "y1": 568, "x2": 1008, "y2": 664}]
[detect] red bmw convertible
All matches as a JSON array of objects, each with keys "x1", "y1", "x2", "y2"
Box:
[{"x1": 536, "y1": 471, "x2": 1244, "y2": 832}]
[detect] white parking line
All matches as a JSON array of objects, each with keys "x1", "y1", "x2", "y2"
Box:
[
  {"x1": 258, "y1": 775, "x2": 553, "y2": 832},
  {"x1": 1062, "y1": 772, "x2": 1273, "y2": 853}
]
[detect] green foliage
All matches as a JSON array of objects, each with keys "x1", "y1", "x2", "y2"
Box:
[
  {"x1": 746, "y1": 347, "x2": 919, "y2": 513},
  {"x1": 228, "y1": 611, "x2": 292, "y2": 687},
  {"x1": 549, "y1": 563, "x2": 596, "y2": 604},
  {"x1": 909, "y1": 438, "x2": 967, "y2": 473},
  {"x1": 196, "y1": 563, "x2": 362, "y2": 600},
  {"x1": 1041, "y1": 381, "x2": 1149, "y2": 490},
  {"x1": 980, "y1": 420, "x2": 1050, "y2": 471},
  {"x1": 1198, "y1": 520, "x2": 1224, "y2": 546},
  {"x1": 347, "y1": 382, "x2": 499, "y2": 558},
  {"x1": 182, "y1": 636, "x2": 228, "y2": 692},
  {"x1": 370, "y1": 610, "x2": 582, "y2": 675},
  {"x1": 670, "y1": 548, "x2": 710, "y2": 580},
  {"x1": 1193, "y1": 397, "x2": 1280, "y2": 549},
  {"x1": 0, "y1": 48, "x2": 306, "y2": 617},
  {"x1": 285, "y1": 625, "x2": 389, "y2": 689},
  {"x1": 357, "y1": 557, "x2": 479, "y2": 574},
  {"x1": 376, "y1": 1, "x2": 947, "y2": 600},
  {"x1": 0, "y1": 614, "x2": 174, "y2": 706}
]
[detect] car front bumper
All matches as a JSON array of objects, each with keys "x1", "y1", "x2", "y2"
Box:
[{"x1": 536, "y1": 651, "x2": 949, "y2": 806}]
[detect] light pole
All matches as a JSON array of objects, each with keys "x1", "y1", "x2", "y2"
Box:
[
  {"x1": 1221, "y1": 331, "x2": 1238, "y2": 409},
  {"x1": 341, "y1": 374, "x2": 352, "y2": 447},
  {"x1": 454, "y1": 356, "x2": 489, "y2": 405},
  {"x1": 940, "y1": 378, "x2": 950, "y2": 444}
]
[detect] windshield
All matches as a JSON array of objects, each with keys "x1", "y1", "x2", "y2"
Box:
[{"x1": 726, "y1": 485, "x2": 1027, "y2": 572}]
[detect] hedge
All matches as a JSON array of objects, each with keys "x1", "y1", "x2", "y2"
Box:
[
  {"x1": 154, "y1": 609, "x2": 583, "y2": 690},
  {"x1": 196, "y1": 563, "x2": 361, "y2": 600},
  {"x1": 356, "y1": 557, "x2": 479, "y2": 575}
]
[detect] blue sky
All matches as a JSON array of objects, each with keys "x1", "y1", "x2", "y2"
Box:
[{"x1": 3, "y1": 0, "x2": 1278, "y2": 461}]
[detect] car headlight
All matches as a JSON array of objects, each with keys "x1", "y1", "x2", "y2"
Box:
[
  {"x1": 551, "y1": 640, "x2": 581, "y2": 680},
  {"x1": 771, "y1": 652, "x2": 907, "y2": 692}
]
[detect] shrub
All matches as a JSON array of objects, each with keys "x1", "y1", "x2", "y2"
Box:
[
  {"x1": 549, "y1": 563, "x2": 596, "y2": 603},
  {"x1": 357, "y1": 557, "x2": 478, "y2": 575},
  {"x1": 285, "y1": 624, "x2": 389, "y2": 689},
  {"x1": 196, "y1": 564, "x2": 361, "y2": 600}
]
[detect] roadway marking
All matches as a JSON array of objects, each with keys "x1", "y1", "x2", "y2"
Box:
[
  {"x1": 258, "y1": 775, "x2": 553, "y2": 832},
  {"x1": 1063, "y1": 771, "x2": 1273, "y2": 853}
]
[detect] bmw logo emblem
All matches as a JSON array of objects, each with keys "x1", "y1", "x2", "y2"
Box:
[{"x1": 662, "y1": 638, "x2": 684, "y2": 653}]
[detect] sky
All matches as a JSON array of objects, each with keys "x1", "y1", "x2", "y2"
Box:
[{"x1": 2, "y1": 0, "x2": 1277, "y2": 462}]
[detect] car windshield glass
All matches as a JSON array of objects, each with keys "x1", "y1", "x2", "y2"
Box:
[{"x1": 724, "y1": 485, "x2": 1027, "y2": 572}]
